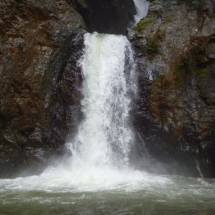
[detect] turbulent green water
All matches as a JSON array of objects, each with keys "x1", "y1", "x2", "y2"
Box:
[{"x1": 0, "y1": 174, "x2": 215, "y2": 215}]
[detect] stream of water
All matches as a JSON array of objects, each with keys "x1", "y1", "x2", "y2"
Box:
[{"x1": 0, "y1": 1, "x2": 215, "y2": 215}]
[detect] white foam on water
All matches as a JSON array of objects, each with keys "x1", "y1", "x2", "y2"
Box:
[{"x1": 0, "y1": 166, "x2": 172, "y2": 193}]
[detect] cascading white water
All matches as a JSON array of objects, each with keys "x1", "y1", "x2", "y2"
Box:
[
  {"x1": 133, "y1": 0, "x2": 150, "y2": 24},
  {"x1": 67, "y1": 33, "x2": 136, "y2": 170}
]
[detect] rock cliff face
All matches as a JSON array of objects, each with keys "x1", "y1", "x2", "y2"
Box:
[
  {"x1": 0, "y1": 0, "x2": 86, "y2": 178},
  {"x1": 129, "y1": 0, "x2": 215, "y2": 177},
  {"x1": 0, "y1": 0, "x2": 137, "y2": 178}
]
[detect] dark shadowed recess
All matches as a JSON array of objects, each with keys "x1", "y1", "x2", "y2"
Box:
[{"x1": 66, "y1": 0, "x2": 137, "y2": 34}]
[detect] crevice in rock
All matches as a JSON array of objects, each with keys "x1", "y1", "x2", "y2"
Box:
[{"x1": 66, "y1": 0, "x2": 137, "y2": 34}]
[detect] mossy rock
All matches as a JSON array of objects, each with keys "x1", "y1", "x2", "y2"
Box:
[
  {"x1": 146, "y1": 29, "x2": 165, "y2": 59},
  {"x1": 132, "y1": 18, "x2": 151, "y2": 31},
  {"x1": 175, "y1": 41, "x2": 208, "y2": 81},
  {"x1": 146, "y1": 41, "x2": 159, "y2": 58}
]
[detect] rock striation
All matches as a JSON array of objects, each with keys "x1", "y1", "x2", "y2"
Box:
[{"x1": 0, "y1": 0, "x2": 85, "y2": 178}]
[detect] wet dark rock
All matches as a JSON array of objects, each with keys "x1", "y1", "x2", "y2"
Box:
[
  {"x1": 129, "y1": 0, "x2": 215, "y2": 178},
  {"x1": 0, "y1": 0, "x2": 85, "y2": 178},
  {"x1": 67, "y1": 0, "x2": 137, "y2": 34}
]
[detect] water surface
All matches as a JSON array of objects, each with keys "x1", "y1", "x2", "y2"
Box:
[{"x1": 0, "y1": 171, "x2": 215, "y2": 215}]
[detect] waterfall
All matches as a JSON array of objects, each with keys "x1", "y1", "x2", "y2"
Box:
[
  {"x1": 66, "y1": 0, "x2": 152, "y2": 174},
  {"x1": 133, "y1": 0, "x2": 150, "y2": 24},
  {"x1": 67, "y1": 32, "x2": 136, "y2": 171},
  {"x1": 1, "y1": 3, "x2": 215, "y2": 214}
]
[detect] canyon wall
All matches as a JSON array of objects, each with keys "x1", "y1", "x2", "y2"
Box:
[
  {"x1": 0, "y1": 0, "x2": 86, "y2": 177},
  {"x1": 129, "y1": 0, "x2": 215, "y2": 177}
]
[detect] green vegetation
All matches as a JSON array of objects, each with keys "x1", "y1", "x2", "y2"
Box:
[
  {"x1": 132, "y1": 18, "x2": 151, "y2": 31},
  {"x1": 146, "y1": 41, "x2": 159, "y2": 58},
  {"x1": 176, "y1": 41, "x2": 207, "y2": 79},
  {"x1": 145, "y1": 29, "x2": 164, "y2": 59}
]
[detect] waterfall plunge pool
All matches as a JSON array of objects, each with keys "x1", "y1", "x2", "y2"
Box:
[{"x1": 0, "y1": 170, "x2": 215, "y2": 215}]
